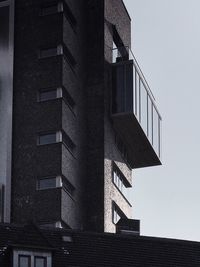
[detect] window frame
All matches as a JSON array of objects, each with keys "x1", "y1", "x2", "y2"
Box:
[
  {"x1": 37, "y1": 176, "x2": 62, "y2": 191},
  {"x1": 13, "y1": 250, "x2": 52, "y2": 267},
  {"x1": 40, "y1": 1, "x2": 63, "y2": 16},
  {"x1": 37, "y1": 87, "x2": 61, "y2": 102},
  {"x1": 112, "y1": 162, "x2": 131, "y2": 204},
  {"x1": 34, "y1": 256, "x2": 47, "y2": 267},
  {"x1": 37, "y1": 131, "x2": 61, "y2": 146},
  {"x1": 18, "y1": 255, "x2": 31, "y2": 267},
  {"x1": 38, "y1": 45, "x2": 63, "y2": 59},
  {"x1": 37, "y1": 86, "x2": 75, "y2": 112},
  {"x1": 112, "y1": 201, "x2": 126, "y2": 225}
]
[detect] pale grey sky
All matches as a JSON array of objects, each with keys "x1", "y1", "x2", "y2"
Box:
[{"x1": 124, "y1": 0, "x2": 200, "y2": 241}]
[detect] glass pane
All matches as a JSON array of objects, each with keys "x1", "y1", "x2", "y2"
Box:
[
  {"x1": 153, "y1": 106, "x2": 159, "y2": 155},
  {"x1": 140, "y1": 82, "x2": 148, "y2": 135},
  {"x1": 19, "y1": 255, "x2": 30, "y2": 267},
  {"x1": 41, "y1": 4, "x2": 58, "y2": 16},
  {"x1": 113, "y1": 208, "x2": 120, "y2": 224},
  {"x1": 35, "y1": 257, "x2": 46, "y2": 267},
  {"x1": 133, "y1": 65, "x2": 136, "y2": 114},
  {"x1": 39, "y1": 89, "x2": 57, "y2": 102},
  {"x1": 39, "y1": 133, "x2": 57, "y2": 145},
  {"x1": 40, "y1": 47, "x2": 58, "y2": 58},
  {"x1": 158, "y1": 118, "x2": 161, "y2": 158},
  {"x1": 38, "y1": 177, "x2": 57, "y2": 190},
  {"x1": 135, "y1": 71, "x2": 140, "y2": 119},
  {"x1": 125, "y1": 63, "x2": 133, "y2": 112},
  {"x1": 116, "y1": 65, "x2": 125, "y2": 113},
  {"x1": 147, "y1": 96, "x2": 153, "y2": 145}
]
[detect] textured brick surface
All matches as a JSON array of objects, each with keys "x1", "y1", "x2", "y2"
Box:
[
  {"x1": 12, "y1": 0, "x2": 87, "y2": 229},
  {"x1": 11, "y1": 0, "x2": 133, "y2": 233},
  {"x1": 104, "y1": 0, "x2": 132, "y2": 232}
]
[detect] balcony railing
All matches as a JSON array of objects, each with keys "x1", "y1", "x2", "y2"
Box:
[{"x1": 112, "y1": 46, "x2": 162, "y2": 167}]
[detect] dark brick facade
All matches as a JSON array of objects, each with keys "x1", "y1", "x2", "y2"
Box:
[
  {"x1": 11, "y1": 0, "x2": 87, "y2": 229},
  {"x1": 9, "y1": 0, "x2": 134, "y2": 232}
]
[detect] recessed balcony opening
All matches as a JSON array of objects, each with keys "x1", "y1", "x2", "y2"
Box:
[{"x1": 112, "y1": 46, "x2": 162, "y2": 168}]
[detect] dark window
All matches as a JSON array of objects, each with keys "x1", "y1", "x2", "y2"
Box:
[
  {"x1": 34, "y1": 256, "x2": 47, "y2": 267},
  {"x1": 40, "y1": 2, "x2": 63, "y2": 16},
  {"x1": 38, "y1": 88, "x2": 57, "y2": 102},
  {"x1": 38, "y1": 133, "x2": 57, "y2": 145},
  {"x1": 112, "y1": 202, "x2": 126, "y2": 225},
  {"x1": 62, "y1": 131, "x2": 75, "y2": 152},
  {"x1": 112, "y1": 163, "x2": 130, "y2": 201},
  {"x1": 39, "y1": 45, "x2": 62, "y2": 58},
  {"x1": 18, "y1": 255, "x2": 31, "y2": 267},
  {"x1": 38, "y1": 177, "x2": 57, "y2": 190}
]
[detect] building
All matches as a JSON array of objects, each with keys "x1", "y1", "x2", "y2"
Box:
[
  {"x1": 2, "y1": 1, "x2": 200, "y2": 267},
  {"x1": 1, "y1": 222, "x2": 200, "y2": 267},
  {"x1": 0, "y1": 0, "x2": 161, "y2": 233}
]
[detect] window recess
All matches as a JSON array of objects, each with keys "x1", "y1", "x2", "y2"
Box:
[
  {"x1": 39, "y1": 45, "x2": 63, "y2": 59},
  {"x1": 37, "y1": 132, "x2": 62, "y2": 146},
  {"x1": 37, "y1": 175, "x2": 75, "y2": 196},
  {"x1": 112, "y1": 202, "x2": 126, "y2": 225},
  {"x1": 38, "y1": 86, "x2": 75, "y2": 109},
  {"x1": 37, "y1": 176, "x2": 61, "y2": 190},
  {"x1": 40, "y1": 1, "x2": 63, "y2": 16},
  {"x1": 38, "y1": 87, "x2": 62, "y2": 102},
  {"x1": 37, "y1": 131, "x2": 75, "y2": 152},
  {"x1": 112, "y1": 163, "x2": 132, "y2": 204}
]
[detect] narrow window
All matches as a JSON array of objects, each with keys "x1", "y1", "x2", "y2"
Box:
[
  {"x1": 18, "y1": 255, "x2": 31, "y2": 267},
  {"x1": 40, "y1": 2, "x2": 63, "y2": 16},
  {"x1": 37, "y1": 177, "x2": 59, "y2": 190},
  {"x1": 38, "y1": 86, "x2": 74, "y2": 109},
  {"x1": 35, "y1": 256, "x2": 47, "y2": 267},
  {"x1": 39, "y1": 45, "x2": 62, "y2": 59},
  {"x1": 38, "y1": 132, "x2": 57, "y2": 145},
  {"x1": 38, "y1": 88, "x2": 58, "y2": 102},
  {"x1": 112, "y1": 202, "x2": 126, "y2": 225},
  {"x1": 112, "y1": 163, "x2": 131, "y2": 201}
]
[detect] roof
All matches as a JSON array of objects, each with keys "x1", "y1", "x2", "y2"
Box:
[{"x1": 0, "y1": 223, "x2": 200, "y2": 266}]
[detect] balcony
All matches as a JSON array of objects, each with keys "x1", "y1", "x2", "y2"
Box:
[{"x1": 112, "y1": 47, "x2": 162, "y2": 168}]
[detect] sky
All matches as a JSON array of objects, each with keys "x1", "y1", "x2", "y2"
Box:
[{"x1": 123, "y1": 0, "x2": 200, "y2": 241}]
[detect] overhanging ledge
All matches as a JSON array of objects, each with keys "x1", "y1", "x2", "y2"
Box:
[{"x1": 112, "y1": 113, "x2": 162, "y2": 169}]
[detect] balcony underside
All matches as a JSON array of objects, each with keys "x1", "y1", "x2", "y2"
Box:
[{"x1": 112, "y1": 113, "x2": 161, "y2": 169}]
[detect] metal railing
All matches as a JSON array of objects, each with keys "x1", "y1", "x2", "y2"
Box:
[{"x1": 112, "y1": 46, "x2": 162, "y2": 158}]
